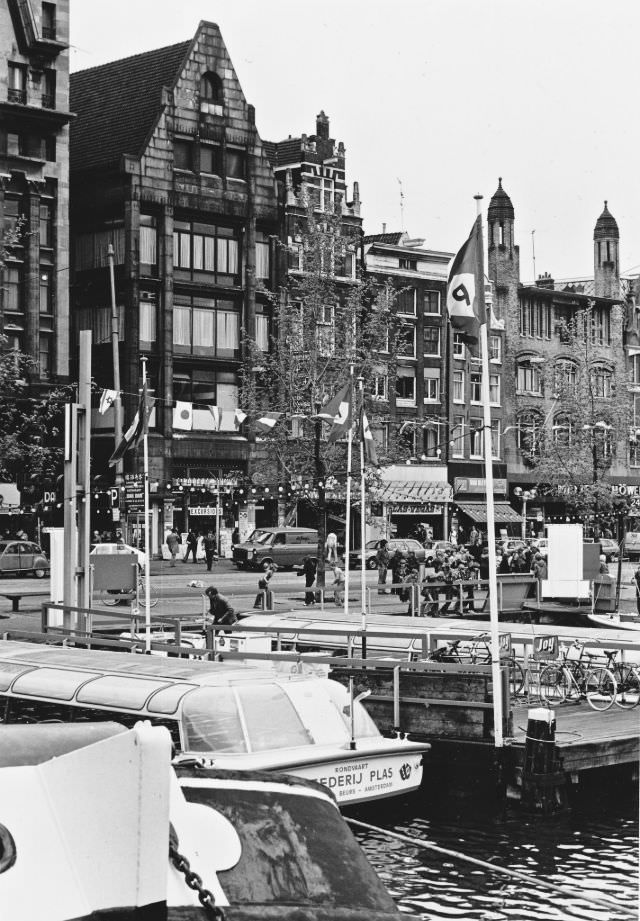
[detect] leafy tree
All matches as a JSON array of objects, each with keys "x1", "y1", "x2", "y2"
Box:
[
  {"x1": 241, "y1": 202, "x2": 403, "y2": 585},
  {"x1": 520, "y1": 302, "x2": 627, "y2": 526}
]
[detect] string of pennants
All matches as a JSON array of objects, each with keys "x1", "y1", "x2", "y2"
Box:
[{"x1": 100, "y1": 380, "x2": 378, "y2": 466}]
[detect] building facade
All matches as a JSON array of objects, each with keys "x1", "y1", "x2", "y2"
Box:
[
  {"x1": 490, "y1": 182, "x2": 631, "y2": 535},
  {"x1": 0, "y1": 0, "x2": 72, "y2": 380},
  {"x1": 69, "y1": 21, "x2": 280, "y2": 551}
]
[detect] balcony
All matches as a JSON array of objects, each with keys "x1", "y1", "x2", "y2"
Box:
[
  {"x1": 8, "y1": 89, "x2": 27, "y2": 105},
  {"x1": 41, "y1": 94, "x2": 55, "y2": 110},
  {"x1": 41, "y1": 25, "x2": 56, "y2": 40}
]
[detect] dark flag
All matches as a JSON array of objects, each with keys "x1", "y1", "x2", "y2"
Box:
[
  {"x1": 108, "y1": 382, "x2": 153, "y2": 466},
  {"x1": 446, "y1": 215, "x2": 487, "y2": 351}
]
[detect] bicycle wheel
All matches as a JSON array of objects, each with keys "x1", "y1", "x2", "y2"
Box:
[
  {"x1": 508, "y1": 659, "x2": 525, "y2": 697},
  {"x1": 137, "y1": 580, "x2": 159, "y2": 608},
  {"x1": 584, "y1": 666, "x2": 617, "y2": 711},
  {"x1": 614, "y1": 664, "x2": 640, "y2": 710},
  {"x1": 99, "y1": 589, "x2": 124, "y2": 607},
  {"x1": 539, "y1": 664, "x2": 569, "y2": 705}
]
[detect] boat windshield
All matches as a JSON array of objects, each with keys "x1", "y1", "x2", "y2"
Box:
[{"x1": 181, "y1": 683, "x2": 311, "y2": 754}]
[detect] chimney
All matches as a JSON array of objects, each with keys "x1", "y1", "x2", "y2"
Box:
[
  {"x1": 316, "y1": 110, "x2": 329, "y2": 139},
  {"x1": 382, "y1": 222, "x2": 386, "y2": 234},
  {"x1": 536, "y1": 271, "x2": 555, "y2": 290}
]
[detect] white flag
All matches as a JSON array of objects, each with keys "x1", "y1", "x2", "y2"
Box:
[
  {"x1": 99, "y1": 389, "x2": 118, "y2": 414},
  {"x1": 234, "y1": 409, "x2": 247, "y2": 430},
  {"x1": 173, "y1": 401, "x2": 193, "y2": 431}
]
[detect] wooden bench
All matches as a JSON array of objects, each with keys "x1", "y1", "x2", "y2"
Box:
[{"x1": 1, "y1": 591, "x2": 49, "y2": 614}]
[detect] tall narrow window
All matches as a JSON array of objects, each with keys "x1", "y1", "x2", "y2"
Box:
[
  {"x1": 39, "y1": 270, "x2": 51, "y2": 314},
  {"x1": 8, "y1": 64, "x2": 27, "y2": 104},
  {"x1": 396, "y1": 367, "x2": 416, "y2": 404},
  {"x1": 256, "y1": 314, "x2": 269, "y2": 352},
  {"x1": 452, "y1": 416, "x2": 465, "y2": 458},
  {"x1": 139, "y1": 299, "x2": 157, "y2": 346},
  {"x1": 39, "y1": 203, "x2": 53, "y2": 247},
  {"x1": 256, "y1": 234, "x2": 270, "y2": 280},
  {"x1": 139, "y1": 215, "x2": 157, "y2": 270},
  {"x1": 453, "y1": 370, "x2": 465, "y2": 402},
  {"x1": 199, "y1": 72, "x2": 223, "y2": 104},
  {"x1": 42, "y1": 70, "x2": 56, "y2": 109}
]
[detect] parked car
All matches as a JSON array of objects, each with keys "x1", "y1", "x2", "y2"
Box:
[
  {"x1": 0, "y1": 540, "x2": 50, "y2": 578},
  {"x1": 232, "y1": 527, "x2": 319, "y2": 571},
  {"x1": 599, "y1": 537, "x2": 620, "y2": 562},
  {"x1": 623, "y1": 532, "x2": 640, "y2": 561},
  {"x1": 90, "y1": 542, "x2": 146, "y2": 569},
  {"x1": 527, "y1": 537, "x2": 549, "y2": 557},
  {"x1": 348, "y1": 538, "x2": 426, "y2": 570},
  {"x1": 497, "y1": 539, "x2": 527, "y2": 555},
  {"x1": 424, "y1": 540, "x2": 456, "y2": 557}
]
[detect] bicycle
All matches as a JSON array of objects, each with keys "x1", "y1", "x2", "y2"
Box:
[
  {"x1": 427, "y1": 639, "x2": 475, "y2": 663},
  {"x1": 99, "y1": 575, "x2": 158, "y2": 608},
  {"x1": 539, "y1": 640, "x2": 617, "y2": 711},
  {"x1": 468, "y1": 632, "x2": 525, "y2": 697},
  {"x1": 598, "y1": 649, "x2": 640, "y2": 710}
]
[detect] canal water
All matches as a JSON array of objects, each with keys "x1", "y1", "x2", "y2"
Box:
[{"x1": 350, "y1": 781, "x2": 638, "y2": 920}]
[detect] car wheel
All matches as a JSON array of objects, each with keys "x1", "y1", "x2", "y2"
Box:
[
  {"x1": 367, "y1": 557, "x2": 377, "y2": 570},
  {"x1": 33, "y1": 568, "x2": 46, "y2": 579}
]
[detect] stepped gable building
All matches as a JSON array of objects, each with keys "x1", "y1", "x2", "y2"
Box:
[
  {"x1": 362, "y1": 231, "x2": 455, "y2": 540},
  {"x1": 0, "y1": 0, "x2": 72, "y2": 380},
  {"x1": 70, "y1": 21, "x2": 279, "y2": 552},
  {"x1": 489, "y1": 181, "x2": 632, "y2": 532}
]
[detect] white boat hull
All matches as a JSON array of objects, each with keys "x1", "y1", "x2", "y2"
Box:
[{"x1": 290, "y1": 749, "x2": 424, "y2": 804}]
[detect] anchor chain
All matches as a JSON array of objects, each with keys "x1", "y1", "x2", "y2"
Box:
[{"x1": 169, "y1": 824, "x2": 225, "y2": 919}]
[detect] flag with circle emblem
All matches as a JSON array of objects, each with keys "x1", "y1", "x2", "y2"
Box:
[
  {"x1": 446, "y1": 215, "x2": 486, "y2": 353},
  {"x1": 173, "y1": 401, "x2": 193, "y2": 431}
]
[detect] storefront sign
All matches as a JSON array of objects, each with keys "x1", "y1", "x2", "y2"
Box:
[
  {"x1": 189, "y1": 506, "x2": 223, "y2": 516},
  {"x1": 124, "y1": 473, "x2": 144, "y2": 512},
  {"x1": 174, "y1": 476, "x2": 240, "y2": 488},
  {"x1": 611, "y1": 483, "x2": 640, "y2": 497},
  {"x1": 388, "y1": 503, "x2": 442, "y2": 514},
  {"x1": 454, "y1": 477, "x2": 507, "y2": 495}
]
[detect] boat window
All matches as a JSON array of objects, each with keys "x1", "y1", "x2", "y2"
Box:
[
  {"x1": 181, "y1": 686, "x2": 247, "y2": 753},
  {"x1": 236, "y1": 684, "x2": 311, "y2": 752},
  {"x1": 0, "y1": 662, "x2": 37, "y2": 692},
  {"x1": 76, "y1": 675, "x2": 171, "y2": 710},
  {"x1": 12, "y1": 667, "x2": 101, "y2": 701},
  {"x1": 147, "y1": 683, "x2": 199, "y2": 716}
]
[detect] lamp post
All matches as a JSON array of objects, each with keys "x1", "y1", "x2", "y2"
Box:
[{"x1": 514, "y1": 486, "x2": 537, "y2": 540}]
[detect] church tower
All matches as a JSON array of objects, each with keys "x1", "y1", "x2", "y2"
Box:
[
  {"x1": 487, "y1": 178, "x2": 520, "y2": 321},
  {"x1": 593, "y1": 201, "x2": 620, "y2": 298}
]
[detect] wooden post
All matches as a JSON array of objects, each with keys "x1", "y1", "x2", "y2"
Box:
[{"x1": 520, "y1": 707, "x2": 568, "y2": 815}]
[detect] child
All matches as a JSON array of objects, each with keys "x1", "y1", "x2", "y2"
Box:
[
  {"x1": 254, "y1": 563, "x2": 277, "y2": 609},
  {"x1": 332, "y1": 564, "x2": 345, "y2": 607}
]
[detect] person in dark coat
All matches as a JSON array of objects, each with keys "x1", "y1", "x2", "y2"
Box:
[
  {"x1": 204, "y1": 586, "x2": 237, "y2": 634},
  {"x1": 633, "y1": 564, "x2": 640, "y2": 616},
  {"x1": 203, "y1": 530, "x2": 217, "y2": 572},
  {"x1": 299, "y1": 555, "x2": 318, "y2": 606},
  {"x1": 376, "y1": 540, "x2": 390, "y2": 594},
  {"x1": 390, "y1": 549, "x2": 404, "y2": 596},
  {"x1": 498, "y1": 551, "x2": 512, "y2": 574},
  {"x1": 184, "y1": 529, "x2": 198, "y2": 563}
]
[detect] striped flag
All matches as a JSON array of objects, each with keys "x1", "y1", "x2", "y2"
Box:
[
  {"x1": 361, "y1": 409, "x2": 378, "y2": 466},
  {"x1": 323, "y1": 381, "x2": 353, "y2": 443},
  {"x1": 446, "y1": 216, "x2": 486, "y2": 351},
  {"x1": 254, "y1": 412, "x2": 283, "y2": 434},
  {"x1": 108, "y1": 382, "x2": 154, "y2": 466},
  {"x1": 99, "y1": 388, "x2": 118, "y2": 415},
  {"x1": 208, "y1": 405, "x2": 221, "y2": 431}
]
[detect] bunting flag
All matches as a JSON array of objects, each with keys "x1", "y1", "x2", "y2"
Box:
[
  {"x1": 254, "y1": 412, "x2": 283, "y2": 434},
  {"x1": 361, "y1": 409, "x2": 378, "y2": 466},
  {"x1": 446, "y1": 215, "x2": 486, "y2": 352},
  {"x1": 99, "y1": 389, "x2": 118, "y2": 415},
  {"x1": 173, "y1": 401, "x2": 193, "y2": 431},
  {"x1": 234, "y1": 409, "x2": 248, "y2": 430},
  {"x1": 208, "y1": 405, "x2": 221, "y2": 431},
  {"x1": 324, "y1": 381, "x2": 353, "y2": 443},
  {"x1": 108, "y1": 383, "x2": 154, "y2": 467}
]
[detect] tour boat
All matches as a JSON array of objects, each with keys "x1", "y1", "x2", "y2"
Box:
[
  {"x1": 0, "y1": 721, "x2": 403, "y2": 920},
  {"x1": 0, "y1": 640, "x2": 428, "y2": 807}
]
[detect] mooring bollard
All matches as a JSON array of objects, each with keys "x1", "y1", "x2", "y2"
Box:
[{"x1": 521, "y1": 707, "x2": 568, "y2": 815}]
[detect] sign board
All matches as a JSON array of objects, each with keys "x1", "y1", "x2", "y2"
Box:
[
  {"x1": 454, "y1": 477, "x2": 507, "y2": 495},
  {"x1": 124, "y1": 473, "x2": 144, "y2": 512},
  {"x1": 189, "y1": 506, "x2": 223, "y2": 516},
  {"x1": 91, "y1": 553, "x2": 138, "y2": 592},
  {"x1": 0, "y1": 482, "x2": 20, "y2": 510},
  {"x1": 498, "y1": 633, "x2": 512, "y2": 657},
  {"x1": 532, "y1": 635, "x2": 559, "y2": 661}
]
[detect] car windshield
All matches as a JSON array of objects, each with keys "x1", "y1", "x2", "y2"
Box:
[{"x1": 247, "y1": 530, "x2": 274, "y2": 545}]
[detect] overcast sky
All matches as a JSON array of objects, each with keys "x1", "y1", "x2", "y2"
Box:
[{"x1": 69, "y1": 0, "x2": 639, "y2": 283}]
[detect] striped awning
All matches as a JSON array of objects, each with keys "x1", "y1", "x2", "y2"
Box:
[
  {"x1": 455, "y1": 501, "x2": 522, "y2": 524},
  {"x1": 373, "y1": 480, "x2": 453, "y2": 504}
]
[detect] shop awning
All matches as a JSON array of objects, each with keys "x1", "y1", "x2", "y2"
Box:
[
  {"x1": 374, "y1": 480, "x2": 453, "y2": 504},
  {"x1": 455, "y1": 501, "x2": 523, "y2": 524}
]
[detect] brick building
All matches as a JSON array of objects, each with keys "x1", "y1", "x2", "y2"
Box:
[
  {"x1": 490, "y1": 181, "x2": 631, "y2": 534},
  {"x1": 69, "y1": 21, "x2": 279, "y2": 552},
  {"x1": 0, "y1": 0, "x2": 72, "y2": 379}
]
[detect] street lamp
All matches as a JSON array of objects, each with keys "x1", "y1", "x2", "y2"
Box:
[{"x1": 513, "y1": 486, "x2": 537, "y2": 540}]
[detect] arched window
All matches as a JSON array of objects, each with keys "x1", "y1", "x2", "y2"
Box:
[
  {"x1": 516, "y1": 411, "x2": 542, "y2": 460},
  {"x1": 552, "y1": 413, "x2": 574, "y2": 446},
  {"x1": 554, "y1": 359, "x2": 578, "y2": 394},
  {"x1": 590, "y1": 366, "x2": 612, "y2": 399},
  {"x1": 516, "y1": 358, "x2": 542, "y2": 395},
  {"x1": 199, "y1": 72, "x2": 223, "y2": 104}
]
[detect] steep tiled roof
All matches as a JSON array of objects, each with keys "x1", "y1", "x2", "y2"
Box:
[
  {"x1": 263, "y1": 137, "x2": 305, "y2": 168},
  {"x1": 363, "y1": 232, "x2": 404, "y2": 245},
  {"x1": 487, "y1": 177, "x2": 514, "y2": 221},
  {"x1": 70, "y1": 40, "x2": 192, "y2": 172},
  {"x1": 594, "y1": 201, "x2": 619, "y2": 240}
]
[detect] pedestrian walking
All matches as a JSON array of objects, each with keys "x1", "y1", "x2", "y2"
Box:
[
  {"x1": 166, "y1": 528, "x2": 181, "y2": 567},
  {"x1": 332, "y1": 564, "x2": 345, "y2": 607},
  {"x1": 183, "y1": 529, "x2": 198, "y2": 563},
  {"x1": 203, "y1": 530, "x2": 217, "y2": 572},
  {"x1": 633, "y1": 564, "x2": 640, "y2": 616},
  {"x1": 298, "y1": 555, "x2": 317, "y2": 606},
  {"x1": 376, "y1": 540, "x2": 390, "y2": 594},
  {"x1": 231, "y1": 526, "x2": 240, "y2": 547},
  {"x1": 254, "y1": 562, "x2": 277, "y2": 609}
]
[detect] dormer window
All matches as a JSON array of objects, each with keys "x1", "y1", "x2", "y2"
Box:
[
  {"x1": 200, "y1": 72, "x2": 223, "y2": 104},
  {"x1": 42, "y1": 3, "x2": 57, "y2": 40}
]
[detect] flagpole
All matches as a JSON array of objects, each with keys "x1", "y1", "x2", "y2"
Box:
[
  {"x1": 141, "y1": 358, "x2": 152, "y2": 654},
  {"x1": 358, "y1": 377, "x2": 367, "y2": 658},
  {"x1": 343, "y1": 362, "x2": 355, "y2": 618},
  {"x1": 474, "y1": 193, "x2": 504, "y2": 748}
]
